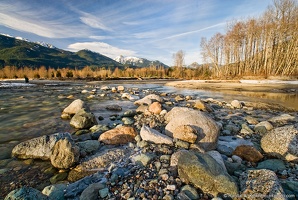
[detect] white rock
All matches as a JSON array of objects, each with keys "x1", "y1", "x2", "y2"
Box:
[
  {"x1": 231, "y1": 100, "x2": 242, "y2": 109},
  {"x1": 140, "y1": 125, "x2": 173, "y2": 145},
  {"x1": 255, "y1": 121, "x2": 273, "y2": 131}
]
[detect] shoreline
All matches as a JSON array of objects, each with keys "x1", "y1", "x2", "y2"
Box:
[{"x1": 165, "y1": 80, "x2": 298, "y2": 93}]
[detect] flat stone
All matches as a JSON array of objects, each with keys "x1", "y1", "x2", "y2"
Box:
[
  {"x1": 257, "y1": 159, "x2": 287, "y2": 172},
  {"x1": 233, "y1": 145, "x2": 263, "y2": 163},
  {"x1": 80, "y1": 183, "x2": 106, "y2": 200},
  {"x1": 140, "y1": 125, "x2": 173, "y2": 145}
]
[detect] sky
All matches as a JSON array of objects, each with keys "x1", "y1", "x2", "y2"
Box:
[{"x1": 0, "y1": 0, "x2": 272, "y2": 66}]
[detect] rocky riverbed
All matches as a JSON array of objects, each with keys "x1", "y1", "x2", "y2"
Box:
[{"x1": 1, "y1": 83, "x2": 298, "y2": 200}]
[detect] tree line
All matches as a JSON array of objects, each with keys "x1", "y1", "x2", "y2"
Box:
[
  {"x1": 200, "y1": 0, "x2": 298, "y2": 78},
  {"x1": 0, "y1": 65, "x2": 213, "y2": 80}
]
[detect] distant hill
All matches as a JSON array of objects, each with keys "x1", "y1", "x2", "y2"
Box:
[
  {"x1": 115, "y1": 55, "x2": 169, "y2": 68},
  {"x1": 0, "y1": 34, "x2": 122, "y2": 69}
]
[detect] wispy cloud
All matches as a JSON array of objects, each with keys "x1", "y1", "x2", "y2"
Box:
[
  {"x1": 162, "y1": 22, "x2": 226, "y2": 40},
  {"x1": 0, "y1": 1, "x2": 91, "y2": 38},
  {"x1": 67, "y1": 42, "x2": 136, "y2": 59},
  {"x1": 89, "y1": 35, "x2": 113, "y2": 40},
  {"x1": 80, "y1": 12, "x2": 112, "y2": 31}
]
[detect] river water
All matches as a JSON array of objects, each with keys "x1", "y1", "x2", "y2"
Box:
[{"x1": 0, "y1": 79, "x2": 297, "y2": 160}]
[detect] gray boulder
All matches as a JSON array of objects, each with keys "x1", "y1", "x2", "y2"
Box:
[
  {"x1": 70, "y1": 109, "x2": 97, "y2": 129},
  {"x1": 61, "y1": 99, "x2": 87, "y2": 119},
  {"x1": 12, "y1": 132, "x2": 71, "y2": 160},
  {"x1": 177, "y1": 150, "x2": 238, "y2": 196},
  {"x1": 50, "y1": 138, "x2": 80, "y2": 169},
  {"x1": 140, "y1": 125, "x2": 173, "y2": 145},
  {"x1": 261, "y1": 125, "x2": 298, "y2": 162},
  {"x1": 239, "y1": 169, "x2": 286, "y2": 200},
  {"x1": 5, "y1": 186, "x2": 48, "y2": 200},
  {"x1": 165, "y1": 107, "x2": 219, "y2": 151}
]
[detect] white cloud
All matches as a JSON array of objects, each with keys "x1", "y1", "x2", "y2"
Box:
[
  {"x1": 80, "y1": 13, "x2": 112, "y2": 31},
  {"x1": 67, "y1": 42, "x2": 136, "y2": 59}
]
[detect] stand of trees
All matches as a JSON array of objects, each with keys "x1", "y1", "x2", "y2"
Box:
[
  {"x1": 0, "y1": 65, "x2": 215, "y2": 80},
  {"x1": 200, "y1": 0, "x2": 298, "y2": 78}
]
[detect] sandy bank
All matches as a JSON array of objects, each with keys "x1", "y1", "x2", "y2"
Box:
[{"x1": 166, "y1": 80, "x2": 298, "y2": 93}]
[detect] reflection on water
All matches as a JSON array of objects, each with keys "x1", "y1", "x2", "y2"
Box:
[{"x1": 0, "y1": 80, "x2": 297, "y2": 159}]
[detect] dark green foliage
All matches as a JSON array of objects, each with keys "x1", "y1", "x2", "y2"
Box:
[{"x1": 0, "y1": 35, "x2": 123, "y2": 69}]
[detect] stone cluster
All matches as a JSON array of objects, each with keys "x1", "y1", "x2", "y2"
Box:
[{"x1": 5, "y1": 84, "x2": 298, "y2": 200}]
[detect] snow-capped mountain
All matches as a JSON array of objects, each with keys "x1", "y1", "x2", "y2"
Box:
[
  {"x1": 0, "y1": 33, "x2": 56, "y2": 49},
  {"x1": 114, "y1": 55, "x2": 168, "y2": 68},
  {"x1": 115, "y1": 55, "x2": 144, "y2": 65}
]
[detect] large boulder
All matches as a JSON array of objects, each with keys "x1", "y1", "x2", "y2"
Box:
[
  {"x1": 50, "y1": 138, "x2": 80, "y2": 169},
  {"x1": 165, "y1": 107, "x2": 219, "y2": 151},
  {"x1": 5, "y1": 186, "x2": 48, "y2": 200},
  {"x1": 261, "y1": 125, "x2": 298, "y2": 162},
  {"x1": 177, "y1": 150, "x2": 238, "y2": 196},
  {"x1": 140, "y1": 125, "x2": 173, "y2": 145},
  {"x1": 239, "y1": 169, "x2": 286, "y2": 200},
  {"x1": 61, "y1": 99, "x2": 87, "y2": 119},
  {"x1": 70, "y1": 109, "x2": 97, "y2": 129},
  {"x1": 99, "y1": 126, "x2": 138, "y2": 145},
  {"x1": 12, "y1": 132, "x2": 71, "y2": 160}
]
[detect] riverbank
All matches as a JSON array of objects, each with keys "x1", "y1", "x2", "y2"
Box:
[{"x1": 165, "y1": 80, "x2": 298, "y2": 93}]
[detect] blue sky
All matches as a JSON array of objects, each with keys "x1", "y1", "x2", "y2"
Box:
[{"x1": 0, "y1": 0, "x2": 272, "y2": 66}]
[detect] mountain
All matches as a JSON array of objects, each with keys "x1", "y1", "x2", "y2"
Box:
[
  {"x1": 115, "y1": 55, "x2": 169, "y2": 68},
  {"x1": 0, "y1": 34, "x2": 122, "y2": 69}
]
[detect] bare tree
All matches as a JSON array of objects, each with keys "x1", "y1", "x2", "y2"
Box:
[{"x1": 173, "y1": 50, "x2": 185, "y2": 68}]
